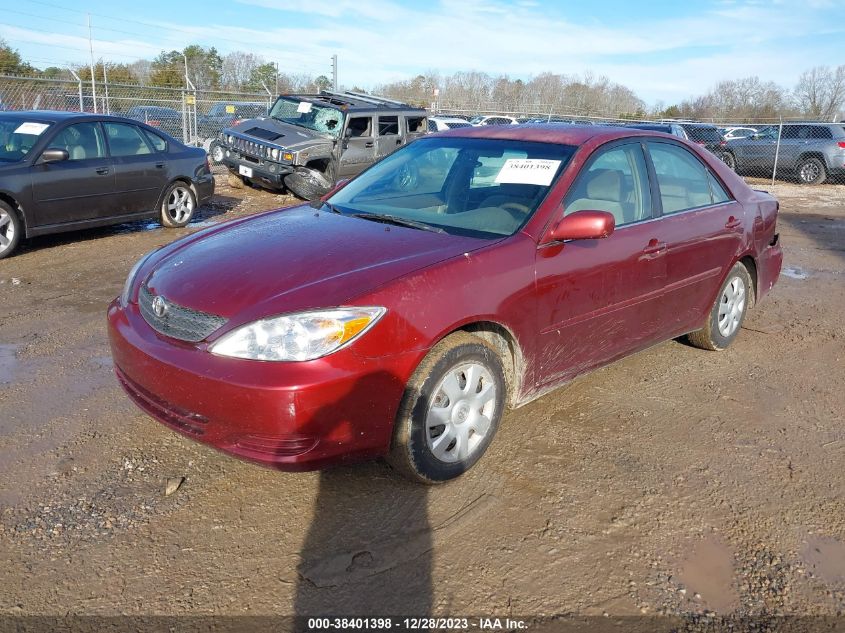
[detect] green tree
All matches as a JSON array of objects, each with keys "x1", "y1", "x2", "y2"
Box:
[
  {"x1": 0, "y1": 38, "x2": 34, "y2": 76},
  {"x1": 149, "y1": 45, "x2": 223, "y2": 89},
  {"x1": 314, "y1": 75, "x2": 332, "y2": 91},
  {"x1": 247, "y1": 62, "x2": 277, "y2": 91}
]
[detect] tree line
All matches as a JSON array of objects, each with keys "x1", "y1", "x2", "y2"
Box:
[{"x1": 1, "y1": 38, "x2": 843, "y2": 120}]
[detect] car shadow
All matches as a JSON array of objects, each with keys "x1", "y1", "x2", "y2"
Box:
[
  {"x1": 13, "y1": 194, "x2": 242, "y2": 257},
  {"x1": 293, "y1": 371, "x2": 433, "y2": 620}
]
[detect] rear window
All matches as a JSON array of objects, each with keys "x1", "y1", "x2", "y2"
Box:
[{"x1": 684, "y1": 126, "x2": 722, "y2": 143}]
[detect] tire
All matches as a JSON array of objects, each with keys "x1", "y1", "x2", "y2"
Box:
[
  {"x1": 796, "y1": 157, "x2": 826, "y2": 185},
  {"x1": 209, "y1": 141, "x2": 225, "y2": 164},
  {"x1": 687, "y1": 262, "x2": 753, "y2": 351},
  {"x1": 720, "y1": 151, "x2": 736, "y2": 172},
  {"x1": 226, "y1": 173, "x2": 245, "y2": 189},
  {"x1": 388, "y1": 332, "x2": 506, "y2": 484},
  {"x1": 0, "y1": 201, "x2": 22, "y2": 260},
  {"x1": 159, "y1": 182, "x2": 196, "y2": 228},
  {"x1": 284, "y1": 166, "x2": 334, "y2": 201}
]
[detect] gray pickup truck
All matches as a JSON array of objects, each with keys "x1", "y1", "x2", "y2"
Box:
[
  {"x1": 214, "y1": 91, "x2": 428, "y2": 200},
  {"x1": 722, "y1": 122, "x2": 845, "y2": 184}
]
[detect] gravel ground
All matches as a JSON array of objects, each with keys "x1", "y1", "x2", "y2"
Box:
[{"x1": 0, "y1": 175, "x2": 843, "y2": 628}]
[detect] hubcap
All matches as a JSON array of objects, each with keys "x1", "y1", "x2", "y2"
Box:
[
  {"x1": 166, "y1": 187, "x2": 194, "y2": 223},
  {"x1": 717, "y1": 276, "x2": 746, "y2": 338},
  {"x1": 212, "y1": 145, "x2": 224, "y2": 162},
  {"x1": 426, "y1": 362, "x2": 497, "y2": 463},
  {"x1": 0, "y1": 209, "x2": 15, "y2": 252},
  {"x1": 800, "y1": 162, "x2": 820, "y2": 183}
]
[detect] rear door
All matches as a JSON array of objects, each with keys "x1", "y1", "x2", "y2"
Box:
[
  {"x1": 374, "y1": 115, "x2": 403, "y2": 160},
  {"x1": 30, "y1": 121, "x2": 115, "y2": 226},
  {"x1": 103, "y1": 121, "x2": 169, "y2": 215},
  {"x1": 534, "y1": 141, "x2": 667, "y2": 386},
  {"x1": 644, "y1": 140, "x2": 744, "y2": 333}
]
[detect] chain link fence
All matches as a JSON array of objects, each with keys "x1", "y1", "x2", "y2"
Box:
[
  {"x1": 1, "y1": 74, "x2": 843, "y2": 186},
  {"x1": 0, "y1": 74, "x2": 272, "y2": 148}
]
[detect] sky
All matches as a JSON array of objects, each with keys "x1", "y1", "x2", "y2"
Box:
[{"x1": 2, "y1": 0, "x2": 844, "y2": 105}]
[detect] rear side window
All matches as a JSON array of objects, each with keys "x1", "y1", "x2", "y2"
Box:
[
  {"x1": 406, "y1": 116, "x2": 427, "y2": 133},
  {"x1": 648, "y1": 142, "x2": 718, "y2": 213},
  {"x1": 104, "y1": 122, "x2": 153, "y2": 157},
  {"x1": 707, "y1": 172, "x2": 731, "y2": 204},
  {"x1": 810, "y1": 126, "x2": 833, "y2": 139},
  {"x1": 378, "y1": 116, "x2": 399, "y2": 136},
  {"x1": 142, "y1": 128, "x2": 168, "y2": 152}
]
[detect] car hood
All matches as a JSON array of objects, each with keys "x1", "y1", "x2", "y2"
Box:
[
  {"x1": 143, "y1": 206, "x2": 488, "y2": 323},
  {"x1": 225, "y1": 117, "x2": 331, "y2": 150}
]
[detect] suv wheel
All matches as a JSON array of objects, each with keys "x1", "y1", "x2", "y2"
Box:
[
  {"x1": 209, "y1": 141, "x2": 225, "y2": 164},
  {"x1": 796, "y1": 157, "x2": 826, "y2": 185},
  {"x1": 0, "y1": 201, "x2": 22, "y2": 260},
  {"x1": 284, "y1": 166, "x2": 334, "y2": 201}
]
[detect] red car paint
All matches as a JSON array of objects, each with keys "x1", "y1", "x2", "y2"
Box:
[{"x1": 107, "y1": 125, "x2": 783, "y2": 470}]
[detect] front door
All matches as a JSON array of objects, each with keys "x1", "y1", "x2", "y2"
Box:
[
  {"x1": 337, "y1": 115, "x2": 376, "y2": 179},
  {"x1": 31, "y1": 121, "x2": 114, "y2": 227},
  {"x1": 534, "y1": 141, "x2": 667, "y2": 387},
  {"x1": 103, "y1": 121, "x2": 169, "y2": 215}
]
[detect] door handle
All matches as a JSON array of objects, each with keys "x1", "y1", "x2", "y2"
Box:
[
  {"x1": 155, "y1": 162, "x2": 165, "y2": 168},
  {"x1": 640, "y1": 239, "x2": 667, "y2": 259},
  {"x1": 725, "y1": 216, "x2": 742, "y2": 229},
  {"x1": 364, "y1": 142, "x2": 374, "y2": 148},
  {"x1": 395, "y1": 139, "x2": 402, "y2": 145},
  {"x1": 96, "y1": 167, "x2": 109, "y2": 175}
]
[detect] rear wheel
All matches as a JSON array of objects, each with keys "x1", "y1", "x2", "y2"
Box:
[
  {"x1": 720, "y1": 151, "x2": 736, "y2": 171},
  {"x1": 159, "y1": 182, "x2": 196, "y2": 228},
  {"x1": 388, "y1": 332, "x2": 506, "y2": 484},
  {"x1": 687, "y1": 262, "x2": 753, "y2": 351},
  {"x1": 0, "y1": 201, "x2": 22, "y2": 260},
  {"x1": 796, "y1": 157, "x2": 826, "y2": 185}
]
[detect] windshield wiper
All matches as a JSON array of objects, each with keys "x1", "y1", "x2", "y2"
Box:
[
  {"x1": 309, "y1": 200, "x2": 342, "y2": 214},
  {"x1": 351, "y1": 213, "x2": 445, "y2": 233}
]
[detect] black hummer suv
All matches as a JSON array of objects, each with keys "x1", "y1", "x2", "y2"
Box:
[{"x1": 214, "y1": 91, "x2": 428, "y2": 200}]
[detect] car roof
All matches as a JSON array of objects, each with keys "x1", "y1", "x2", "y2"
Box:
[
  {"x1": 0, "y1": 110, "x2": 178, "y2": 126},
  {"x1": 282, "y1": 90, "x2": 426, "y2": 113},
  {"x1": 436, "y1": 122, "x2": 667, "y2": 145}
]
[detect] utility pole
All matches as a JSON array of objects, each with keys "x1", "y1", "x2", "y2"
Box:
[
  {"x1": 87, "y1": 13, "x2": 97, "y2": 113},
  {"x1": 102, "y1": 58, "x2": 110, "y2": 114},
  {"x1": 331, "y1": 54, "x2": 338, "y2": 91}
]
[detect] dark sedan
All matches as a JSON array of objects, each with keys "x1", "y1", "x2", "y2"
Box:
[
  {"x1": 0, "y1": 111, "x2": 214, "y2": 259},
  {"x1": 109, "y1": 124, "x2": 782, "y2": 483}
]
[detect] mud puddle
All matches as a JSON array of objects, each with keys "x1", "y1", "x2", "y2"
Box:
[
  {"x1": 0, "y1": 344, "x2": 19, "y2": 385},
  {"x1": 801, "y1": 535, "x2": 845, "y2": 587},
  {"x1": 675, "y1": 536, "x2": 739, "y2": 613}
]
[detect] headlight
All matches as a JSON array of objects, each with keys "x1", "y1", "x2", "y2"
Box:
[
  {"x1": 270, "y1": 148, "x2": 280, "y2": 160},
  {"x1": 119, "y1": 250, "x2": 156, "y2": 307},
  {"x1": 210, "y1": 307, "x2": 386, "y2": 361}
]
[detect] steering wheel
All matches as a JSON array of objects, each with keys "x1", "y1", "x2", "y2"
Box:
[{"x1": 501, "y1": 202, "x2": 531, "y2": 217}]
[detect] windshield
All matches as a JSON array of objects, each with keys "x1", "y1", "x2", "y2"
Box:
[
  {"x1": 269, "y1": 97, "x2": 345, "y2": 138},
  {"x1": 0, "y1": 117, "x2": 52, "y2": 163},
  {"x1": 327, "y1": 137, "x2": 576, "y2": 239},
  {"x1": 469, "y1": 116, "x2": 484, "y2": 124}
]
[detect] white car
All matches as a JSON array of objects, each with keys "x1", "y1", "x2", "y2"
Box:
[
  {"x1": 468, "y1": 115, "x2": 518, "y2": 126},
  {"x1": 428, "y1": 116, "x2": 473, "y2": 132}
]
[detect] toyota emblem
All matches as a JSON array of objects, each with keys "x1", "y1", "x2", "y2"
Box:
[{"x1": 151, "y1": 295, "x2": 168, "y2": 318}]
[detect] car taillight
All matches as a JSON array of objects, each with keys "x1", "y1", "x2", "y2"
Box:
[
  {"x1": 719, "y1": 140, "x2": 727, "y2": 146},
  {"x1": 204, "y1": 157, "x2": 210, "y2": 172},
  {"x1": 838, "y1": 142, "x2": 845, "y2": 148},
  {"x1": 233, "y1": 119, "x2": 241, "y2": 125},
  {"x1": 149, "y1": 120, "x2": 161, "y2": 126}
]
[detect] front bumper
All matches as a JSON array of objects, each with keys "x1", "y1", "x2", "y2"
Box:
[
  {"x1": 107, "y1": 300, "x2": 420, "y2": 470},
  {"x1": 221, "y1": 151, "x2": 294, "y2": 188}
]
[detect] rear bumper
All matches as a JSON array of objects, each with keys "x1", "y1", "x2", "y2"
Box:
[
  {"x1": 107, "y1": 299, "x2": 419, "y2": 471},
  {"x1": 757, "y1": 234, "x2": 783, "y2": 301}
]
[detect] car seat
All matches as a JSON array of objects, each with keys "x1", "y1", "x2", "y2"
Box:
[{"x1": 564, "y1": 168, "x2": 628, "y2": 225}]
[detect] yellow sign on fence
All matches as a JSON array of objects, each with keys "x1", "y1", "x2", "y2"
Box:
[{"x1": 185, "y1": 95, "x2": 196, "y2": 105}]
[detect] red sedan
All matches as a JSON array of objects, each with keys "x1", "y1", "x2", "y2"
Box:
[{"x1": 107, "y1": 124, "x2": 783, "y2": 483}]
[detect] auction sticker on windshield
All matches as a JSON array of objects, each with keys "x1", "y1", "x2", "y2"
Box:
[
  {"x1": 297, "y1": 101, "x2": 313, "y2": 114},
  {"x1": 495, "y1": 158, "x2": 561, "y2": 186},
  {"x1": 14, "y1": 122, "x2": 49, "y2": 136}
]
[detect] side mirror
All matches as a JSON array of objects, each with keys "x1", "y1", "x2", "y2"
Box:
[
  {"x1": 39, "y1": 148, "x2": 69, "y2": 164},
  {"x1": 547, "y1": 210, "x2": 615, "y2": 242}
]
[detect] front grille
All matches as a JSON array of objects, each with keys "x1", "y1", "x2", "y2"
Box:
[
  {"x1": 139, "y1": 285, "x2": 227, "y2": 343},
  {"x1": 232, "y1": 135, "x2": 266, "y2": 158}
]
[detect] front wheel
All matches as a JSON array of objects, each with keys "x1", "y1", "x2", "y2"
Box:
[
  {"x1": 209, "y1": 141, "x2": 225, "y2": 164},
  {"x1": 159, "y1": 182, "x2": 196, "y2": 228},
  {"x1": 388, "y1": 332, "x2": 506, "y2": 484},
  {"x1": 687, "y1": 262, "x2": 753, "y2": 351}
]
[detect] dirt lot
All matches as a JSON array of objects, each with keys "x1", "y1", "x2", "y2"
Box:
[{"x1": 0, "y1": 175, "x2": 843, "y2": 627}]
